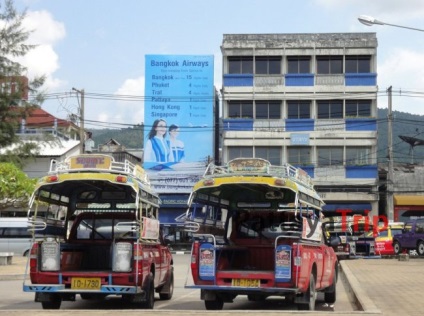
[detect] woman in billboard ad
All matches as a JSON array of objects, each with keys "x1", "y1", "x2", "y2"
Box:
[{"x1": 144, "y1": 119, "x2": 171, "y2": 164}]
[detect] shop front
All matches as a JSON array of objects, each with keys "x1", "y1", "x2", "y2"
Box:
[{"x1": 394, "y1": 195, "x2": 424, "y2": 222}]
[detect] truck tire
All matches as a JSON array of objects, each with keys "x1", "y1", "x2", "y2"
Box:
[
  {"x1": 393, "y1": 241, "x2": 402, "y2": 255},
  {"x1": 417, "y1": 241, "x2": 424, "y2": 256},
  {"x1": 159, "y1": 269, "x2": 174, "y2": 300},
  {"x1": 41, "y1": 295, "x2": 61, "y2": 310},
  {"x1": 298, "y1": 273, "x2": 316, "y2": 311},
  {"x1": 204, "y1": 297, "x2": 224, "y2": 310},
  {"x1": 142, "y1": 273, "x2": 155, "y2": 309},
  {"x1": 324, "y1": 267, "x2": 337, "y2": 304}
]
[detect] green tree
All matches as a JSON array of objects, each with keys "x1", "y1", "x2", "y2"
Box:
[
  {"x1": 0, "y1": 0, "x2": 45, "y2": 163},
  {"x1": 0, "y1": 162, "x2": 36, "y2": 210}
]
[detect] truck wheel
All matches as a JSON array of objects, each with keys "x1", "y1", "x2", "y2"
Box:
[
  {"x1": 393, "y1": 241, "x2": 402, "y2": 255},
  {"x1": 417, "y1": 241, "x2": 424, "y2": 256},
  {"x1": 142, "y1": 273, "x2": 155, "y2": 309},
  {"x1": 298, "y1": 273, "x2": 316, "y2": 311},
  {"x1": 159, "y1": 269, "x2": 174, "y2": 300},
  {"x1": 204, "y1": 297, "x2": 224, "y2": 310},
  {"x1": 324, "y1": 267, "x2": 337, "y2": 304},
  {"x1": 41, "y1": 296, "x2": 61, "y2": 310}
]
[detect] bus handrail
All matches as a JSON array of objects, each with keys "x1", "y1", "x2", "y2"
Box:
[
  {"x1": 27, "y1": 219, "x2": 47, "y2": 232},
  {"x1": 184, "y1": 221, "x2": 200, "y2": 232},
  {"x1": 193, "y1": 234, "x2": 217, "y2": 247}
]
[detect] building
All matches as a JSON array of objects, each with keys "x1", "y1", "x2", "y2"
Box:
[
  {"x1": 379, "y1": 164, "x2": 424, "y2": 222},
  {"x1": 220, "y1": 33, "x2": 379, "y2": 217}
]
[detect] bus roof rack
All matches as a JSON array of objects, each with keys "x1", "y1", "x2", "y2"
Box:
[{"x1": 203, "y1": 158, "x2": 314, "y2": 189}]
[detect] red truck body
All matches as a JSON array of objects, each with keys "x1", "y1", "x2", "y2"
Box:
[
  {"x1": 183, "y1": 158, "x2": 339, "y2": 311},
  {"x1": 23, "y1": 154, "x2": 174, "y2": 309}
]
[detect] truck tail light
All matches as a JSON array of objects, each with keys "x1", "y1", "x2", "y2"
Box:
[
  {"x1": 29, "y1": 243, "x2": 39, "y2": 271},
  {"x1": 133, "y1": 243, "x2": 143, "y2": 271},
  {"x1": 191, "y1": 241, "x2": 199, "y2": 279},
  {"x1": 40, "y1": 239, "x2": 60, "y2": 271},
  {"x1": 112, "y1": 242, "x2": 133, "y2": 272}
]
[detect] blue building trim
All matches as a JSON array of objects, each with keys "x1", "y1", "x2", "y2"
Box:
[
  {"x1": 222, "y1": 118, "x2": 254, "y2": 131},
  {"x1": 345, "y1": 165, "x2": 378, "y2": 178},
  {"x1": 345, "y1": 73, "x2": 377, "y2": 86},
  {"x1": 345, "y1": 118, "x2": 377, "y2": 131},
  {"x1": 285, "y1": 119, "x2": 315, "y2": 131},
  {"x1": 285, "y1": 73, "x2": 314, "y2": 86},
  {"x1": 223, "y1": 74, "x2": 254, "y2": 86}
]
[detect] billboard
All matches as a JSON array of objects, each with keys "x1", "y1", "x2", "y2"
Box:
[{"x1": 144, "y1": 55, "x2": 214, "y2": 193}]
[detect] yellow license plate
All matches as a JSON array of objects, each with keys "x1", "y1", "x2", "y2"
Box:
[
  {"x1": 71, "y1": 277, "x2": 101, "y2": 290},
  {"x1": 231, "y1": 279, "x2": 260, "y2": 287}
]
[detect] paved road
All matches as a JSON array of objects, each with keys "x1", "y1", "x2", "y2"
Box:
[{"x1": 0, "y1": 254, "x2": 423, "y2": 315}]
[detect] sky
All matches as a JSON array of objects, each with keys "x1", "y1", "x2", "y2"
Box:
[{"x1": 10, "y1": 0, "x2": 424, "y2": 130}]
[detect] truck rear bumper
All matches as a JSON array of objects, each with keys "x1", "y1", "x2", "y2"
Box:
[
  {"x1": 185, "y1": 284, "x2": 300, "y2": 295},
  {"x1": 23, "y1": 284, "x2": 139, "y2": 294}
]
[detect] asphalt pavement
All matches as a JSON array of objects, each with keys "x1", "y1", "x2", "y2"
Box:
[{"x1": 1, "y1": 254, "x2": 423, "y2": 315}]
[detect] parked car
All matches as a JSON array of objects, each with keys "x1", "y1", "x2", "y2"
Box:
[
  {"x1": 392, "y1": 219, "x2": 424, "y2": 256},
  {"x1": 373, "y1": 222, "x2": 404, "y2": 256},
  {"x1": 0, "y1": 217, "x2": 32, "y2": 256}
]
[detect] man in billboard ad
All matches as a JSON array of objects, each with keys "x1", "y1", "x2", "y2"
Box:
[{"x1": 144, "y1": 55, "x2": 214, "y2": 193}]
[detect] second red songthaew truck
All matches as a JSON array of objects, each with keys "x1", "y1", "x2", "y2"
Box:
[{"x1": 183, "y1": 158, "x2": 340, "y2": 311}]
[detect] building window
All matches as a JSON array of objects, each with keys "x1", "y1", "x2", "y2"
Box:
[
  {"x1": 288, "y1": 147, "x2": 311, "y2": 165},
  {"x1": 317, "y1": 100, "x2": 343, "y2": 119},
  {"x1": 287, "y1": 100, "x2": 311, "y2": 119},
  {"x1": 317, "y1": 56, "x2": 343, "y2": 74},
  {"x1": 255, "y1": 56, "x2": 281, "y2": 74},
  {"x1": 255, "y1": 147, "x2": 281, "y2": 165},
  {"x1": 228, "y1": 57, "x2": 253, "y2": 74},
  {"x1": 228, "y1": 146, "x2": 253, "y2": 160},
  {"x1": 287, "y1": 56, "x2": 311, "y2": 74},
  {"x1": 345, "y1": 55, "x2": 371, "y2": 73},
  {"x1": 346, "y1": 147, "x2": 372, "y2": 165},
  {"x1": 345, "y1": 100, "x2": 371, "y2": 117},
  {"x1": 228, "y1": 101, "x2": 253, "y2": 118},
  {"x1": 317, "y1": 147, "x2": 343, "y2": 166},
  {"x1": 255, "y1": 101, "x2": 281, "y2": 119}
]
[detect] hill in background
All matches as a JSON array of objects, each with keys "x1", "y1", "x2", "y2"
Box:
[
  {"x1": 378, "y1": 108, "x2": 424, "y2": 164},
  {"x1": 90, "y1": 124, "x2": 143, "y2": 149},
  {"x1": 90, "y1": 110, "x2": 424, "y2": 164}
]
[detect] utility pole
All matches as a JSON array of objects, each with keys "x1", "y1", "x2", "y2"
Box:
[
  {"x1": 72, "y1": 88, "x2": 85, "y2": 153},
  {"x1": 387, "y1": 86, "x2": 394, "y2": 222}
]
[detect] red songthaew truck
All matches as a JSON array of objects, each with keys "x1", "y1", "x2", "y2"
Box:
[
  {"x1": 23, "y1": 154, "x2": 174, "y2": 309},
  {"x1": 184, "y1": 158, "x2": 339, "y2": 311}
]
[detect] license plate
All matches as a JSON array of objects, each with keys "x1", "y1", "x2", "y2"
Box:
[
  {"x1": 71, "y1": 277, "x2": 101, "y2": 290},
  {"x1": 231, "y1": 279, "x2": 260, "y2": 287}
]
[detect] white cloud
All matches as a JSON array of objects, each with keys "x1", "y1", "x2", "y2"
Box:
[
  {"x1": 378, "y1": 48, "x2": 424, "y2": 114},
  {"x1": 90, "y1": 77, "x2": 145, "y2": 126},
  {"x1": 18, "y1": 10, "x2": 66, "y2": 90},
  {"x1": 23, "y1": 10, "x2": 65, "y2": 44}
]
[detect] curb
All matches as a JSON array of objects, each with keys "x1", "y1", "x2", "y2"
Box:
[{"x1": 339, "y1": 261, "x2": 381, "y2": 314}]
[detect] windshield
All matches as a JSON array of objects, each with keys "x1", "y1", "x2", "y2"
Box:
[
  {"x1": 76, "y1": 218, "x2": 137, "y2": 240},
  {"x1": 231, "y1": 211, "x2": 304, "y2": 240}
]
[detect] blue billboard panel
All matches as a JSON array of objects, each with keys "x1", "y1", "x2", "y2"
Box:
[{"x1": 144, "y1": 55, "x2": 214, "y2": 193}]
